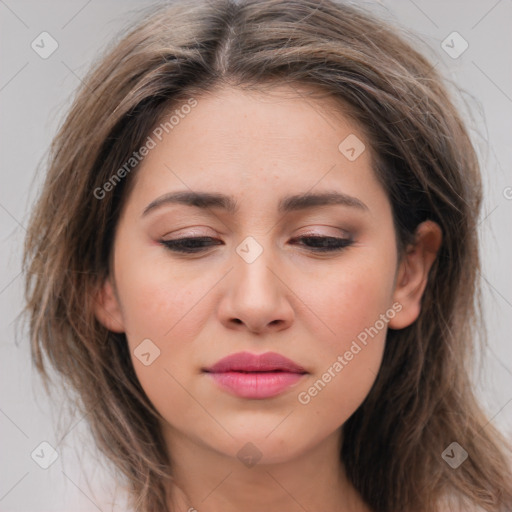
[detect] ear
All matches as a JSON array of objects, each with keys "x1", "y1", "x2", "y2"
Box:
[
  {"x1": 93, "y1": 277, "x2": 126, "y2": 333},
  {"x1": 388, "y1": 220, "x2": 442, "y2": 330}
]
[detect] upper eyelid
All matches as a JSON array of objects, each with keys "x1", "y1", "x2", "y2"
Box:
[
  {"x1": 161, "y1": 223, "x2": 352, "y2": 236},
  {"x1": 161, "y1": 234, "x2": 353, "y2": 245},
  {"x1": 160, "y1": 235, "x2": 354, "y2": 255}
]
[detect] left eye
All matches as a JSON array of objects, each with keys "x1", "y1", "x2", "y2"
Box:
[
  {"x1": 160, "y1": 236, "x2": 353, "y2": 254},
  {"x1": 292, "y1": 235, "x2": 353, "y2": 252}
]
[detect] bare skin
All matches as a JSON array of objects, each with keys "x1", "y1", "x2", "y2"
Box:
[{"x1": 95, "y1": 84, "x2": 441, "y2": 511}]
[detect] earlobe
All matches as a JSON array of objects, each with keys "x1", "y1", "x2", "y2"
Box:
[
  {"x1": 93, "y1": 277, "x2": 126, "y2": 333},
  {"x1": 388, "y1": 220, "x2": 442, "y2": 330}
]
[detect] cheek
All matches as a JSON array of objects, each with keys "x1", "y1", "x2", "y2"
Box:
[
  {"x1": 114, "y1": 264, "x2": 212, "y2": 416},
  {"x1": 292, "y1": 248, "x2": 396, "y2": 421},
  {"x1": 113, "y1": 248, "x2": 230, "y2": 387},
  {"x1": 304, "y1": 252, "x2": 397, "y2": 353},
  {"x1": 295, "y1": 285, "x2": 390, "y2": 435},
  {"x1": 114, "y1": 246, "x2": 209, "y2": 343}
]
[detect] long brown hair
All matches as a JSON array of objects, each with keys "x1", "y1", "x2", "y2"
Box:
[{"x1": 23, "y1": 0, "x2": 512, "y2": 510}]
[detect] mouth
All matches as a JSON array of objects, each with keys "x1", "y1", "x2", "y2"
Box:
[{"x1": 202, "y1": 351, "x2": 308, "y2": 399}]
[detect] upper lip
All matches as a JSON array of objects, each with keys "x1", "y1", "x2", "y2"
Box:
[{"x1": 204, "y1": 351, "x2": 307, "y2": 374}]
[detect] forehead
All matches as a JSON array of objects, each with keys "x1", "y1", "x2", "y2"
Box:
[
  {"x1": 125, "y1": 84, "x2": 387, "y2": 217},
  {"x1": 161, "y1": 84, "x2": 366, "y2": 161}
]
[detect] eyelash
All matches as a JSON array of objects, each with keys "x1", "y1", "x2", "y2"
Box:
[{"x1": 160, "y1": 235, "x2": 353, "y2": 254}]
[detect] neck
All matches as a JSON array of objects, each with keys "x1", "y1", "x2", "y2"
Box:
[{"x1": 162, "y1": 426, "x2": 369, "y2": 512}]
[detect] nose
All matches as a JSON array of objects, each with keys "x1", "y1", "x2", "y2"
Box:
[{"x1": 217, "y1": 248, "x2": 295, "y2": 334}]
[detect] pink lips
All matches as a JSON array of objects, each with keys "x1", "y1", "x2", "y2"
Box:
[{"x1": 203, "y1": 351, "x2": 307, "y2": 399}]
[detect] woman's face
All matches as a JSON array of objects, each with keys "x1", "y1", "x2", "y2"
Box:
[{"x1": 97, "y1": 85, "x2": 428, "y2": 465}]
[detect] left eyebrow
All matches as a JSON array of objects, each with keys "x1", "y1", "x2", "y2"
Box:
[
  {"x1": 278, "y1": 191, "x2": 369, "y2": 213},
  {"x1": 142, "y1": 190, "x2": 369, "y2": 217}
]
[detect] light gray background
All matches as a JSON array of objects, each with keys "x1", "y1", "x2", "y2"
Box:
[{"x1": 1, "y1": 1, "x2": 511, "y2": 510}]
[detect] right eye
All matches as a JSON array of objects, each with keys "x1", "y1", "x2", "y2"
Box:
[{"x1": 160, "y1": 237, "x2": 223, "y2": 253}]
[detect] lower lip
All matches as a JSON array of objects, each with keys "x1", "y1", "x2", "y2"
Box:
[{"x1": 206, "y1": 371, "x2": 305, "y2": 399}]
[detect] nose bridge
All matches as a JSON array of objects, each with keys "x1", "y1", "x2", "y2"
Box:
[
  {"x1": 217, "y1": 235, "x2": 294, "y2": 333},
  {"x1": 232, "y1": 235, "x2": 281, "y2": 305}
]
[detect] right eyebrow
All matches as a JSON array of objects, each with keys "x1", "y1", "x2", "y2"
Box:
[{"x1": 142, "y1": 191, "x2": 238, "y2": 216}]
